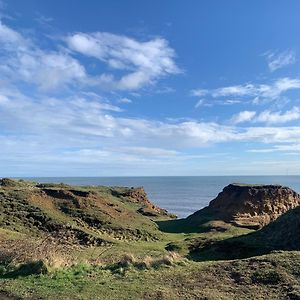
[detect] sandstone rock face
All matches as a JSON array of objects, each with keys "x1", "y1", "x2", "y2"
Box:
[
  {"x1": 121, "y1": 187, "x2": 175, "y2": 217},
  {"x1": 208, "y1": 184, "x2": 300, "y2": 229}
]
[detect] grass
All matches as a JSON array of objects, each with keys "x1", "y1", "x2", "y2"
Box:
[{"x1": 1, "y1": 251, "x2": 300, "y2": 299}]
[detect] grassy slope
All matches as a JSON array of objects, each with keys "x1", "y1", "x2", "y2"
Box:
[
  {"x1": 0, "y1": 179, "x2": 300, "y2": 299},
  {"x1": 1, "y1": 251, "x2": 300, "y2": 300}
]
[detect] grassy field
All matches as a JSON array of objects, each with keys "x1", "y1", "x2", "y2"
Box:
[{"x1": 1, "y1": 251, "x2": 300, "y2": 300}]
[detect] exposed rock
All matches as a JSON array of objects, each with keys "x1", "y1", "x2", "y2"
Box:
[
  {"x1": 0, "y1": 179, "x2": 173, "y2": 244},
  {"x1": 188, "y1": 184, "x2": 300, "y2": 230},
  {"x1": 121, "y1": 187, "x2": 148, "y2": 202},
  {"x1": 120, "y1": 187, "x2": 176, "y2": 217}
]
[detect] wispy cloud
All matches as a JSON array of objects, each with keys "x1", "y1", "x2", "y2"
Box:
[
  {"x1": 1, "y1": 17, "x2": 300, "y2": 175},
  {"x1": 231, "y1": 107, "x2": 300, "y2": 125},
  {"x1": 118, "y1": 97, "x2": 132, "y2": 104},
  {"x1": 194, "y1": 99, "x2": 211, "y2": 108},
  {"x1": 255, "y1": 107, "x2": 300, "y2": 124},
  {"x1": 249, "y1": 143, "x2": 300, "y2": 153},
  {"x1": 0, "y1": 20, "x2": 180, "y2": 92},
  {"x1": 264, "y1": 50, "x2": 296, "y2": 72},
  {"x1": 2, "y1": 84, "x2": 300, "y2": 149},
  {"x1": 191, "y1": 77, "x2": 300, "y2": 104},
  {"x1": 190, "y1": 89, "x2": 208, "y2": 97},
  {"x1": 2, "y1": 82, "x2": 300, "y2": 175},
  {"x1": 66, "y1": 31, "x2": 181, "y2": 90},
  {"x1": 0, "y1": 21, "x2": 86, "y2": 91}
]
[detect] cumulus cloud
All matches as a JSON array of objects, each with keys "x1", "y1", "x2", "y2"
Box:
[
  {"x1": 264, "y1": 50, "x2": 296, "y2": 72},
  {"x1": 66, "y1": 32, "x2": 180, "y2": 90},
  {"x1": 0, "y1": 20, "x2": 180, "y2": 92}
]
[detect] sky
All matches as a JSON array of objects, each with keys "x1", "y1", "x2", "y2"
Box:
[{"x1": 1, "y1": 0, "x2": 300, "y2": 176}]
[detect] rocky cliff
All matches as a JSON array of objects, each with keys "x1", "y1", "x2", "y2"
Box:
[
  {"x1": 188, "y1": 183, "x2": 300, "y2": 229},
  {"x1": 118, "y1": 187, "x2": 175, "y2": 217},
  {"x1": 0, "y1": 178, "x2": 173, "y2": 245}
]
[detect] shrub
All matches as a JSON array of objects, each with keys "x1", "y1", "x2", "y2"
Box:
[{"x1": 251, "y1": 269, "x2": 281, "y2": 285}]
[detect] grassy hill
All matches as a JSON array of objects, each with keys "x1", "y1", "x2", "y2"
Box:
[{"x1": 1, "y1": 179, "x2": 300, "y2": 300}]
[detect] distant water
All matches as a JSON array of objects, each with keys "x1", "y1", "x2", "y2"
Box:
[{"x1": 23, "y1": 176, "x2": 300, "y2": 218}]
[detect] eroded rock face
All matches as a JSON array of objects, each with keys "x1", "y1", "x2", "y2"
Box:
[
  {"x1": 121, "y1": 187, "x2": 175, "y2": 217},
  {"x1": 208, "y1": 184, "x2": 300, "y2": 229}
]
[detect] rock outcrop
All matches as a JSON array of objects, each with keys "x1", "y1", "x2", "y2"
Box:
[
  {"x1": 0, "y1": 179, "x2": 175, "y2": 244},
  {"x1": 119, "y1": 187, "x2": 175, "y2": 217},
  {"x1": 188, "y1": 184, "x2": 300, "y2": 230},
  {"x1": 209, "y1": 184, "x2": 300, "y2": 229}
]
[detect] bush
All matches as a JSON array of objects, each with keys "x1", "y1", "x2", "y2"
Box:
[
  {"x1": 5, "y1": 260, "x2": 49, "y2": 278},
  {"x1": 251, "y1": 269, "x2": 281, "y2": 285}
]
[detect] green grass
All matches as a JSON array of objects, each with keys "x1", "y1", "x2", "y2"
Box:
[{"x1": 1, "y1": 251, "x2": 300, "y2": 300}]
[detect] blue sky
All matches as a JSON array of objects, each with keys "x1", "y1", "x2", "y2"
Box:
[{"x1": 1, "y1": 0, "x2": 300, "y2": 176}]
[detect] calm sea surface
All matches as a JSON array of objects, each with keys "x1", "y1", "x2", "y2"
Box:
[{"x1": 23, "y1": 176, "x2": 300, "y2": 218}]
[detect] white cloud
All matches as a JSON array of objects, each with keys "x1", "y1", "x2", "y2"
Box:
[
  {"x1": 0, "y1": 20, "x2": 26, "y2": 46},
  {"x1": 231, "y1": 111, "x2": 256, "y2": 124},
  {"x1": 195, "y1": 99, "x2": 205, "y2": 108},
  {"x1": 264, "y1": 50, "x2": 296, "y2": 72},
  {"x1": 191, "y1": 77, "x2": 300, "y2": 104},
  {"x1": 249, "y1": 143, "x2": 300, "y2": 153},
  {"x1": 190, "y1": 89, "x2": 208, "y2": 97},
  {"x1": 0, "y1": 21, "x2": 87, "y2": 91},
  {"x1": 2, "y1": 20, "x2": 300, "y2": 175},
  {"x1": 223, "y1": 99, "x2": 242, "y2": 105},
  {"x1": 255, "y1": 107, "x2": 300, "y2": 124},
  {"x1": 2, "y1": 82, "x2": 300, "y2": 176},
  {"x1": 231, "y1": 107, "x2": 300, "y2": 125},
  {"x1": 0, "y1": 20, "x2": 179, "y2": 92},
  {"x1": 66, "y1": 32, "x2": 180, "y2": 90},
  {"x1": 213, "y1": 84, "x2": 257, "y2": 97},
  {"x1": 115, "y1": 146, "x2": 178, "y2": 157},
  {"x1": 118, "y1": 97, "x2": 132, "y2": 104},
  {"x1": 2, "y1": 83, "x2": 300, "y2": 150}
]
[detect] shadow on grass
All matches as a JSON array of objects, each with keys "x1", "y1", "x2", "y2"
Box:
[
  {"x1": 0, "y1": 260, "x2": 48, "y2": 279},
  {"x1": 156, "y1": 207, "x2": 221, "y2": 234},
  {"x1": 187, "y1": 233, "x2": 273, "y2": 262}
]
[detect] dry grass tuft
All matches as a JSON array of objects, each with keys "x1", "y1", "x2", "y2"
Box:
[
  {"x1": 0, "y1": 234, "x2": 82, "y2": 271},
  {"x1": 114, "y1": 251, "x2": 183, "y2": 272}
]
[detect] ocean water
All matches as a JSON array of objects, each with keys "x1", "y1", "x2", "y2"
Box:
[{"x1": 24, "y1": 176, "x2": 300, "y2": 218}]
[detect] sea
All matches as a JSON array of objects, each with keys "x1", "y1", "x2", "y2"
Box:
[{"x1": 23, "y1": 176, "x2": 300, "y2": 218}]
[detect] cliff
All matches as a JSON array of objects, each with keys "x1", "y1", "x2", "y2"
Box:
[
  {"x1": 0, "y1": 178, "x2": 173, "y2": 246},
  {"x1": 188, "y1": 183, "x2": 300, "y2": 229}
]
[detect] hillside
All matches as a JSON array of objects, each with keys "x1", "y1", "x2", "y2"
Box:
[
  {"x1": 187, "y1": 190, "x2": 300, "y2": 261},
  {"x1": 0, "y1": 178, "x2": 173, "y2": 243},
  {"x1": 1, "y1": 179, "x2": 300, "y2": 300}
]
